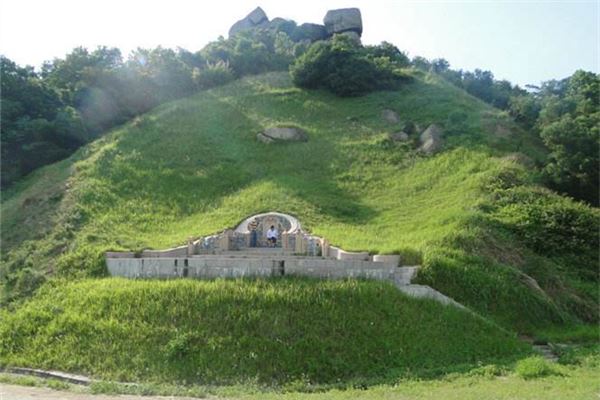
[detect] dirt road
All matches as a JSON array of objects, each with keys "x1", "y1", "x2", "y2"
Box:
[{"x1": 0, "y1": 383, "x2": 206, "y2": 400}]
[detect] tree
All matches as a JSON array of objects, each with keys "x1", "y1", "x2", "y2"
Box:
[
  {"x1": 1, "y1": 56, "x2": 84, "y2": 187},
  {"x1": 540, "y1": 114, "x2": 599, "y2": 206},
  {"x1": 291, "y1": 36, "x2": 407, "y2": 97}
]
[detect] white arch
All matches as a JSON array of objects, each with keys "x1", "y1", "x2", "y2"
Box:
[{"x1": 234, "y1": 212, "x2": 302, "y2": 234}]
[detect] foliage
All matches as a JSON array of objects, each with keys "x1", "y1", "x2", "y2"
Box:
[
  {"x1": 413, "y1": 55, "x2": 599, "y2": 205},
  {"x1": 0, "y1": 56, "x2": 86, "y2": 187},
  {"x1": 532, "y1": 72, "x2": 600, "y2": 205},
  {"x1": 411, "y1": 56, "x2": 525, "y2": 110},
  {"x1": 2, "y1": 31, "x2": 301, "y2": 188},
  {"x1": 291, "y1": 35, "x2": 409, "y2": 96},
  {"x1": 193, "y1": 61, "x2": 235, "y2": 89},
  {"x1": 492, "y1": 187, "x2": 598, "y2": 259},
  {"x1": 515, "y1": 356, "x2": 564, "y2": 379},
  {"x1": 200, "y1": 30, "x2": 297, "y2": 77}
]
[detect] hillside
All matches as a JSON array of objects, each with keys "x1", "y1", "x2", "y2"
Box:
[
  {"x1": 1, "y1": 70, "x2": 597, "y2": 385},
  {"x1": 0, "y1": 278, "x2": 528, "y2": 384}
]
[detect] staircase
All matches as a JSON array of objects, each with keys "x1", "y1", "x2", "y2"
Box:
[{"x1": 215, "y1": 248, "x2": 300, "y2": 258}]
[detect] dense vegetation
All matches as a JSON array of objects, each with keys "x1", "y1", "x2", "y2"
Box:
[
  {"x1": 291, "y1": 35, "x2": 409, "y2": 96},
  {"x1": 1, "y1": 27, "x2": 301, "y2": 187},
  {"x1": 0, "y1": 278, "x2": 528, "y2": 385}
]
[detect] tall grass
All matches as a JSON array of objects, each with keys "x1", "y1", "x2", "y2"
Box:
[{"x1": 0, "y1": 278, "x2": 529, "y2": 384}]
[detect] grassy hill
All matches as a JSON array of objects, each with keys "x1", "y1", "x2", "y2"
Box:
[
  {"x1": 1, "y1": 70, "x2": 597, "y2": 384},
  {"x1": 0, "y1": 278, "x2": 528, "y2": 385}
]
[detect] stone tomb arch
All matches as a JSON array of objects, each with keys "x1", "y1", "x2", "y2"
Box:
[{"x1": 234, "y1": 212, "x2": 301, "y2": 248}]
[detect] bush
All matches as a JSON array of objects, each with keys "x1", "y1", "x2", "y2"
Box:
[
  {"x1": 55, "y1": 245, "x2": 107, "y2": 278},
  {"x1": 290, "y1": 35, "x2": 408, "y2": 97},
  {"x1": 494, "y1": 187, "x2": 599, "y2": 257},
  {"x1": 515, "y1": 356, "x2": 563, "y2": 379},
  {"x1": 402, "y1": 121, "x2": 417, "y2": 135},
  {"x1": 446, "y1": 110, "x2": 468, "y2": 135},
  {"x1": 201, "y1": 30, "x2": 294, "y2": 77},
  {"x1": 193, "y1": 62, "x2": 234, "y2": 89}
]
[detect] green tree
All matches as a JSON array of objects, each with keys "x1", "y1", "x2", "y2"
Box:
[
  {"x1": 540, "y1": 114, "x2": 599, "y2": 206},
  {"x1": 290, "y1": 35, "x2": 407, "y2": 97}
]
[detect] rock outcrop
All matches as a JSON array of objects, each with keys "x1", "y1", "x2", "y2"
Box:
[
  {"x1": 293, "y1": 23, "x2": 329, "y2": 42},
  {"x1": 418, "y1": 124, "x2": 444, "y2": 154},
  {"x1": 229, "y1": 7, "x2": 269, "y2": 37},
  {"x1": 229, "y1": 7, "x2": 364, "y2": 42},
  {"x1": 389, "y1": 131, "x2": 410, "y2": 142},
  {"x1": 323, "y1": 8, "x2": 363, "y2": 37},
  {"x1": 382, "y1": 109, "x2": 400, "y2": 124},
  {"x1": 257, "y1": 127, "x2": 308, "y2": 143}
]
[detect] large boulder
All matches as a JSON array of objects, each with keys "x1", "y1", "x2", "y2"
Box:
[
  {"x1": 229, "y1": 7, "x2": 269, "y2": 37},
  {"x1": 389, "y1": 131, "x2": 410, "y2": 142},
  {"x1": 418, "y1": 124, "x2": 444, "y2": 154},
  {"x1": 292, "y1": 23, "x2": 329, "y2": 42},
  {"x1": 382, "y1": 109, "x2": 400, "y2": 124},
  {"x1": 257, "y1": 127, "x2": 308, "y2": 143},
  {"x1": 323, "y1": 8, "x2": 362, "y2": 36}
]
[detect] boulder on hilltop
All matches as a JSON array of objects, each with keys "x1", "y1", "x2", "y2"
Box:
[
  {"x1": 323, "y1": 8, "x2": 363, "y2": 36},
  {"x1": 229, "y1": 7, "x2": 269, "y2": 37}
]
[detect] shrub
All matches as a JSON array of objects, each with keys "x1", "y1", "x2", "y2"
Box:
[
  {"x1": 56, "y1": 245, "x2": 107, "y2": 278},
  {"x1": 193, "y1": 62, "x2": 234, "y2": 90},
  {"x1": 467, "y1": 364, "x2": 506, "y2": 378},
  {"x1": 402, "y1": 121, "x2": 417, "y2": 135},
  {"x1": 290, "y1": 35, "x2": 408, "y2": 97},
  {"x1": 200, "y1": 30, "x2": 294, "y2": 77},
  {"x1": 515, "y1": 356, "x2": 563, "y2": 379},
  {"x1": 494, "y1": 187, "x2": 599, "y2": 257},
  {"x1": 446, "y1": 110, "x2": 468, "y2": 135}
]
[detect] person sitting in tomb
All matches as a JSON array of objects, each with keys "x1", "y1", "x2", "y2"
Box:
[{"x1": 266, "y1": 225, "x2": 278, "y2": 247}]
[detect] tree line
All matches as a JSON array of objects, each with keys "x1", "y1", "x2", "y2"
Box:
[
  {"x1": 1, "y1": 29, "x2": 303, "y2": 188},
  {"x1": 413, "y1": 57, "x2": 598, "y2": 206}
]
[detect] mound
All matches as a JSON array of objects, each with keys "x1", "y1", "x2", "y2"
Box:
[{"x1": 0, "y1": 278, "x2": 528, "y2": 384}]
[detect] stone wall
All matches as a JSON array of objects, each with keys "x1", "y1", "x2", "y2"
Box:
[{"x1": 106, "y1": 257, "x2": 410, "y2": 283}]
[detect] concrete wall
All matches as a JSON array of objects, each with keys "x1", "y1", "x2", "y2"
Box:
[
  {"x1": 107, "y1": 257, "x2": 407, "y2": 283},
  {"x1": 140, "y1": 246, "x2": 188, "y2": 258},
  {"x1": 106, "y1": 258, "x2": 466, "y2": 310},
  {"x1": 327, "y1": 246, "x2": 369, "y2": 261}
]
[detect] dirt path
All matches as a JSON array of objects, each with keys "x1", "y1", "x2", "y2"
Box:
[{"x1": 0, "y1": 383, "x2": 208, "y2": 400}]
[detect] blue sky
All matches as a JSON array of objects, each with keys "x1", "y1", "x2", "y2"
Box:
[{"x1": 0, "y1": 0, "x2": 597, "y2": 87}]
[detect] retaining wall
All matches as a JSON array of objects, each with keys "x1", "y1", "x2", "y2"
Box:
[{"x1": 106, "y1": 257, "x2": 410, "y2": 283}]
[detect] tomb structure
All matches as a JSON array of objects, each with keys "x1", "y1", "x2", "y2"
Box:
[{"x1": 105, "y1": 212, "x2": 464, "y2": 309}]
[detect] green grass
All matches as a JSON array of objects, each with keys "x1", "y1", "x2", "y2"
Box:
[
  {"x1": 0, "y1": 71, "x2": 597, "y2": 386},
  {"x1": 1, "y1": 346, "x2": 598, "y2": 399},
  {"x1": 515, "y1": 356, "x2": 565, "y2": 379},
  {"x1": 0, "y1": 277, "x2": 528, "y2": 385}
]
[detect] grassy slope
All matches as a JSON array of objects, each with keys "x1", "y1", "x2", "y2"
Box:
[
  {"x1": 2, "y1": 71, "x2": 532, "y2": 253},
  {"x1": 1, "y1": 346, "x2": 598, "y2": 399},
  {"x1": 1, "y1": 70, "x2": 596, "y2": 370},
  {"x1": 0, "y1": 278, "x2": 528, "y2": 384}
]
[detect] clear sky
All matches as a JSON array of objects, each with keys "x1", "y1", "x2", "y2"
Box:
[{"x1": 0, "y1": 0, "x2": 597, "y2": 87}]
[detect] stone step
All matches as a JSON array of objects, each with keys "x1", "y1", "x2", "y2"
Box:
[{"x1": 215, "y1": 252, "x2": 338, "y2": 259}]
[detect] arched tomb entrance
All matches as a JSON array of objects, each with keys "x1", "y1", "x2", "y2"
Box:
[{"x1": 235, "y1": 212, "x2": 301, "y2": 248}]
